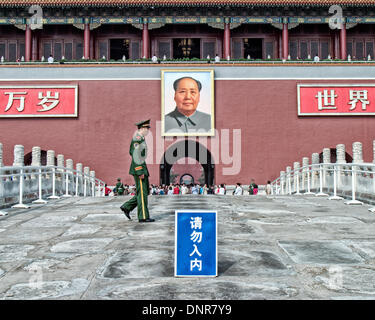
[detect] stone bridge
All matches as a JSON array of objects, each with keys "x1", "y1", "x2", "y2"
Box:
[{"x1": 1, "y1": 192, "x2": 375, "y2": 300}]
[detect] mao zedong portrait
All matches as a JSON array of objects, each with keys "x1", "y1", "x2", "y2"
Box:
[{"x1": 164, "y1": 77, "x2": 211, "y2": 134}]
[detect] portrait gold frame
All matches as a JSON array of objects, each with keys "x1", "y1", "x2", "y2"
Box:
[{"x1": 161, "y1": 69, "x2": 215, "y2": 136}]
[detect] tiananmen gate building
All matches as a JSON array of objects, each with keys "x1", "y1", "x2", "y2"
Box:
[{"x1": 1, "y1": 0, "x2": 375, "y2": 187}]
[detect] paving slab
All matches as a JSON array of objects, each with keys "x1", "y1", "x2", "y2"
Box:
[{"x1": 0, "y1": 194, "x2": 375, "y2": 300}]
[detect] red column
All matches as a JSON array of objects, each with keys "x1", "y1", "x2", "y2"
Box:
[
  {"x1": 224, "y1": 22, "x2": 230, "y2": 59},
  {"x1": 25, "y1": 24, "x2": 32, "y2": 62},
  {"x1": 32, "y1": 33, "x2": 38, "y2": 61},
  {"x1": 340, "y1": 23, "x2": 347, "y2": 60},
  {"x1": 278, "y1": 32, "x2": 282, "y2": 59},
  {"x1": 142, "y1": 22, "x2": 150, "y2": 59},
  {"x1": 282, "y1": 23, "x2": 289, "y2": 59},
  {"x1": 334, "y1": 31, "x2": 340, "y2": 59},
  {"x1": 84, "y1": 23, "x2": 90, "y2": 59}
]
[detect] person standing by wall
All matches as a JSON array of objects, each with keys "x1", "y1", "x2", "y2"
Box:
[
  {"x1": 249, "y1": 179, "x2": 258, "y2": 195},
  {"x1": 234, "y1": 183, "x2": 243, "y2": 195},
  {"x1": 252, "y1": 179, "x2": 259, "y2": 195},
  {"x1": 115, "y1": 178, "x2": 124, "y2": 196},
  {"x1": 265, "y1": 180, "x2": 272, "y2": 195}
]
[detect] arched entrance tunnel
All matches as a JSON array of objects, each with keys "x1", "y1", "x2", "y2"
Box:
[{"x1": 160, "y1": 139, "x2": 215, "y2": 186}]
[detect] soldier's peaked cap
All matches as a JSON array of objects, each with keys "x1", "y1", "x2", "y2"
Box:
[{"x1": 135, "y1": 119, "x2": 151, "y2": 129}]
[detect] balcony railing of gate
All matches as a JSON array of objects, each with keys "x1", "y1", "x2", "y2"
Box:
[
  {"x1": 270, "y1": 141, "x2": 375, "y2": 212},
  {"x1": 0, "y1": 143, "x2": 105, "y2": 215}
]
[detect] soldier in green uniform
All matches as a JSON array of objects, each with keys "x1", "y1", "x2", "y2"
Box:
[{"x1": 120, "y1": 119, "x2": 155, "y2": 222}]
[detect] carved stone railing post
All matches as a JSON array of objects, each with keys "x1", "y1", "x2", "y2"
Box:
[
  {"x1": 345, "y1": 144, "x2": 363, "y2": 205},
  {"x1": 293, "y1": 162, "x2": 301, "y2": 194},
  {"x1": 301, "y1": 157, "x2": 309, "y2": 191},
  {"x1": 31, "y1": 146, "x2": 48, "y2": 204},
  {"x1": 280, "y1": 171, "x2": 285, "y2": 195},
  {"x1": 311, "y1": 153, "x2": 319, "y2": 190},
  {"x1": 30, "y1": 146, "x2": 41, "y2": 180},
  {"x1": 13, "y1": 145, "x2": 24, "y2": 167},
  {"x1": 345, "y1": 142, "x2": 363, "y2": 205},
  {"x1": 57, "y1": 154, "x2": 64, "y2": 181},
  {"x1": 336, "y1": 144, "x2": 346, "y2": 164},
  {"x1": 322, "y1": 148, "x2": 331, "y2": 188},
  {"x1": 90, "y1": 170, "x2": 95, "y2": 197},
  {"x1": 31, "y1": 146, "x2": 41, "y2": 167},
  {"x1": 46, "y1": 149, "x2": 55, "y2": 180},
  {"x1": 352, "y1": 141, "x2": 364, "y2": 195},
  {"x1": 75, "y1": 163, "x2": 83, "y2": 196},
  {"x1": 47, "y1": 150, "x2": 55, "y2": 166},
  {"x1": 13, "y1": 145, "x2": 24, "y2": 182},
  {"x1": 12, "y1": 145, "x2": 30, "y2": 208},
  {"x1": 352, "y1": 142, "x2": 363, "y2": 164},
  {"x1": 84, "y1": 166, "x2": 90, "y2": 196},
  {"x1": 336, "y1": 143, "x2": 346, "y2": 190},
  {"x1": 63, "y1": 159, "x2": 73, "y2": 197},
  {"x1": 47, "y1": 150, "x2": 59, "y2": 199},
  {"x1": 286, "y1": 166, "x2": 292, "y2": 195}
]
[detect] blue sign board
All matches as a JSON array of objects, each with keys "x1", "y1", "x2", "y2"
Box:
[{"x1": 175, "y1": 210, "x2": 218, "y2": 277}]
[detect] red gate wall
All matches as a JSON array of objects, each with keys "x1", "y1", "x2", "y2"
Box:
[{"x1": 1, "y1": 78, "x2": 374, "y2": 186}]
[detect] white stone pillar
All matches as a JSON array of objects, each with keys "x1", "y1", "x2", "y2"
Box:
[
  {"x1": 31, "y1": 146, "x2": 47, "y2": 204},
  {"x1": 336, "y1": 144, "x2": 346, "y2": 190},
  {"x1": 280, "y1": 170, "x2": 285, "y2": 195},
  {"x1": 83, "y1": 166, "x2": 90, "y2": 196},
  {"x1": 352, "y1": 142, "x2": 363, "y2": 163},
  {"x1": 77, "y1": 163, "x2": 83, "y2": 173},
  {"x1": 336, "y1": 144, "x2": 346, "y2": 164},
  {"x1": 75, "y1": 163, "x2": 83, "y2": 196},
  {"x1": 47, "y1": 150, "x2": 55, "y2": 166},
  {"x1": 302, "y1": 157, "x2": 309, "y2": 190},
  {"x1": 322, "y1": 148, "x2": 331, "y2": 188},
  {"x1": 31, "y1": 146, "x2": 41, "y2": 179},
  {"x1": 11, "y1": 145, "x2": 30, "y2": 208},
  {"x1": 323, "y1": 148, "x2": 331, "y2": 164},
  {"x1": 311, "y1": 152, "x2": 319, "y2": 189},
  {"x1": 351, "y1": 142, "x2": 363, "y2": 199},
  {"x1": 90, "y1": 170, "x2": 96, "y2": 197},
  {"x1": 57, "y1": 154, "x2": 64, "y2": 167},
  {"x1": 66, "y1": 159, "x2": 73, "y2": 171},
  {"x1": 46, "y1": 150, "x2": 55, "y2": 180},
  {"x1": 13, "y1": 145, "x2": 24, "y2": 181},
  {"x1": 373, "y1": 140, "x2": 375, "y2": 163},
  {"x1": 57, "y1": 154, "x2": 64, "y2": 180},
  {"x1": 31, "y1": 146, "x2": 41, "y2": 166},
  {"x1": 286, "y1": 166, "x2": 292, "y2": 195},
  {"x1": 13, "y1": 145, "x2": 24, "y2": 167},
  {"x1": 293, "y1": 161, "x2": 301, "y2": 194},
  {"x1": 64, "y1": 159, "x2": 74, "y2": 197}
]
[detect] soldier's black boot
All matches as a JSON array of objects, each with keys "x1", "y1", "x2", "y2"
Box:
[
  {"x1": 120, "y1": 207, "x2": 131, "y2": 220},
  {"x1": 139, "y1": 218, "x2": 155, "y2": 223}
]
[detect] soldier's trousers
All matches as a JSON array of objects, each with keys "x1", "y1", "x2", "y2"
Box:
[{"x1": 121, "y1": 175, "x2": 150, "y2": 221}]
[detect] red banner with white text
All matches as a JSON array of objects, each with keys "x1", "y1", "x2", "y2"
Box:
[
  {"x1": 298, "y1": 84, "x2": 375, "y2": 116},
  {"x1": 0, "y1": 85, "x2": 78, "y2": 117}
]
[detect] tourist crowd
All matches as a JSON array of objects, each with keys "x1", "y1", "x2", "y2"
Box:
[{"x1": 105, "y1": 179, "x2": 268, "y2": 196}]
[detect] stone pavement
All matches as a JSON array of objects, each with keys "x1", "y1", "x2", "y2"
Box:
[{"x1": 1, "y1": 194, "x2": 375, "y2": 300}]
